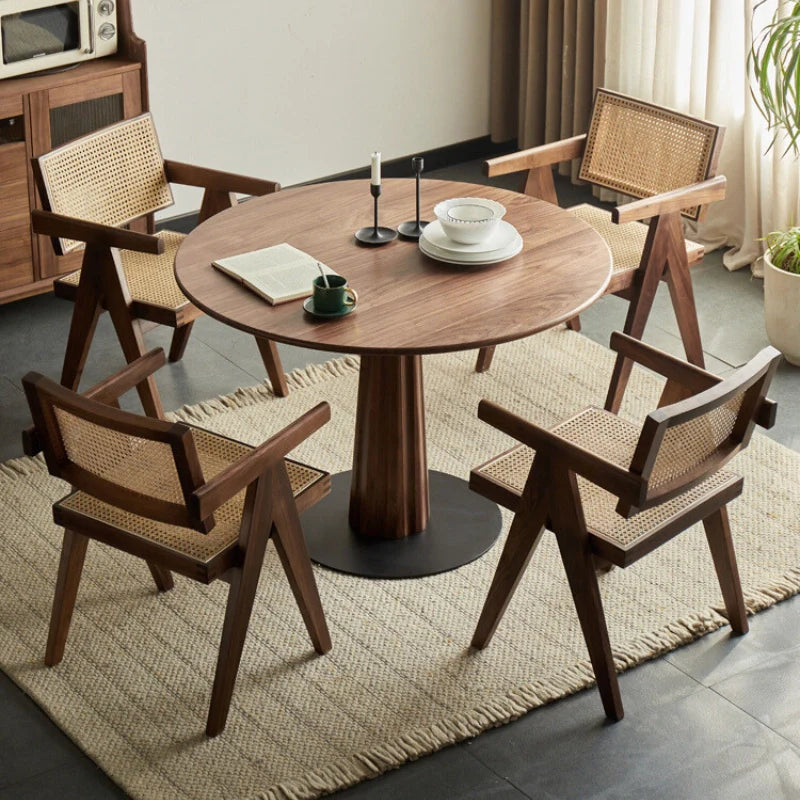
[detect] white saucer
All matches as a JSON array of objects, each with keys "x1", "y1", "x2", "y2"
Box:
[
  {"x1": 419, "y1": 232, "x2": 523, "y2": 266},
  {"x1": 421, "y1": 219, "x2": 519, "y2": 255}
]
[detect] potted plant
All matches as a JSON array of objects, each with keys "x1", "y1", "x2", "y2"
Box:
[
  {"x1": 750, "y1": 1, "x2": 800, "y2": 362},
  {"x1": 763, "y1": 227, "x2": 800, "y2": 363}
]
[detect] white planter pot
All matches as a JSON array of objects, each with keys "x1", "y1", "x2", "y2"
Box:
[{"x1": 764, "y1": 250, "x2": 800, "y2": 365}]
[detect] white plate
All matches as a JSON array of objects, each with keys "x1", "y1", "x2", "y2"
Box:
[
  {"x1": 421, "y1": 219, "x2": 519, "y2": 255},
  {"x1": 419, "y1": 231, "x2": 523, "y2": 265}
]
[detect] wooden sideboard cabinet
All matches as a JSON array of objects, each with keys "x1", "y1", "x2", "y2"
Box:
[{"x1": 0, "y1": 0, "x2": 147, "y2": 304}]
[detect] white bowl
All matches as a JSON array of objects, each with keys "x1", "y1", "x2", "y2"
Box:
[{"x1": 433, "y1": 197, "x2": 506, "y2": 244}]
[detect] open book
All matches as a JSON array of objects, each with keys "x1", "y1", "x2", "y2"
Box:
[{"x1": 212, "y1": 243, "x2": 335, "y2": 305}]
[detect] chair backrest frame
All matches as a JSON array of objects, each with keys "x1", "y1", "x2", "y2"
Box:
[
  {"x1": 33, "y1": 112, "x2": 173, "y2": 254},
  {"x1": 23, "y1": 372, "x2": 213, "y2": 533},
  {"x1": 578, "y1": 89, "x2": 724, "y2": 221},
  {"x1": 624, "y1": 346, "x2": 781, "y2": 512}
]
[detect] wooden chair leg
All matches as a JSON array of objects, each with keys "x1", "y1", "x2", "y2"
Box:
[
  {"x1": 270, "y1": 469, "x2": 331, "y2": 654},
  {"x1": 472, "y1": 459, "x2": 550, "y2": 649},
  {"x1": 206, "y1": 478, "x2": 273, "y2": 737},
  {"x1": 147, "y1": 563, "x2": 174, "y2": 592},
  {"x1": 168, "y1": 321, "x2": 194, "y2": 363},
  {"x1": 665, "y1": 254, "x2": 705, "y2": 368},
  {"x1": 60, "y1": 273, "x2": 103, "y2": 392},
  {"x1": 255, "y1": 336, "x2": 289, "y2": 397},
  {"x1": 46, "y1": 529, "x2": 89, "y2": 667},
  {"x1": 475, "y1": 345, "x2": 496, "y2": 373},
  {"x1": 605, "y1": 219, "x2": 669, "y2": 414},
  {"x1": 550, "y1": 463, "x2": 623, "y2": 721},
  {"x1": 566, "y1": 316, "x2": 582, "y2": 332},
  {"x1": 96, "y1": 246, "x2": 164, "y2": 418},
  {"x1": 703, "y1": 506, "x2": 748, "y2": 635}
]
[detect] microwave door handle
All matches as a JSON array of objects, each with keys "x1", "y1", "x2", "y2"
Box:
[{"x1": 85, "y1": 0, "x2": 95, "y2": 54}]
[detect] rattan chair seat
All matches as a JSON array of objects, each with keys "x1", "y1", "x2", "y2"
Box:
[
  {"x1": 476, "y1": 407, "x2": 738, "y2": 550},
  {"x1": 58, "y1": 230, "x2": 189, "y2": 311},
  {"x1": 569, "y1": 204, "x2": 703, "y2": 274},
  {"x1": 56, "y1": 427, "x2": 326, "y2": 564}
]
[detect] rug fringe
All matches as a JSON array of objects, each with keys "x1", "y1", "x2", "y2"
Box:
[{"x1": 0, "y1": 452, "x2": 46, "y2": 479}]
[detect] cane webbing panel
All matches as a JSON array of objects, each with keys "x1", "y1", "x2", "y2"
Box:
[
  {"x1": 54, "y1": 406, "x2": 184, "y2": 504},
  {"x1": 551, "y1": 407, "x2": 640, "y2": 468},
  {"x1": 475, "y1": 408, "x2": 738, "y2": 549},
  {"x1": 38, "y1": 113, "x2": 173, "y2": 254},
  {"x1": 579, "y1": 469, "x2": 735, "y2": 548},
  {"x1": 578, "y1": 91, "x2": 720, "y2": 221},
  {"x1": 568, "y1": 204, "x2": 704, "y2": 274},
  {"x1": 650, "y1": 393, "x2": 745, "y2": 488},
  {"x1": 57, "y1": 428, "x2": 326, "y2": 563},
  {"x1": 57, "y1": 230, "x2": 190, "y2": 312}
]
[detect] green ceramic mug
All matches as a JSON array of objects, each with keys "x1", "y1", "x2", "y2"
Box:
[{"x1": 313, "y1": 275, "x2": 358, "y2": 313}]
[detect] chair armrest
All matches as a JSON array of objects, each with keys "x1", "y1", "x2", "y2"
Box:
[
  {"x1": 22, "y1": 349, "x2": 167, "y2": 457},
  {"x1": 31, "y1": 209, "x2": 165, "y2": 254},
  {"x1": 484, "y1": 134, "x2": 587, "y2": 177},
  {"x1": 192, "y1": 402, "x2": 330, "y2": 517},
  {"x1": 612, "y1": 175, "x2": 726, "y2": 224},
  {"x1": 477, "y1": 399, "x2": 642, "y2": 505},
  {"x1": 163, "y1": 160, "x2": 280, "y2": 196},
  {"x1": 608, "y1": 332, "x2": 777, "y2": 429},
  {"x1": 82, "y1": 348, "x2": 167, "y2": 405}
]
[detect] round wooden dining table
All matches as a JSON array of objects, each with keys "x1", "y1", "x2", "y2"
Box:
[{"x1": 175, "y1": 178, "x2": 611, "y2": 578}]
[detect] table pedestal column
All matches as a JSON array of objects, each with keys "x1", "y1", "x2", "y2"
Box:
[
  {"x1": 349, "y1": 354, "x2": 429, "y2": 538},
  {"x1": 299, "y1": 353, "x2": 503, "y2": 578}
]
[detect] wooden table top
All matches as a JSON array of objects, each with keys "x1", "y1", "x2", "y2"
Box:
[{"x1": 174, "y1": 178, "x2": 612, "y2": 356}]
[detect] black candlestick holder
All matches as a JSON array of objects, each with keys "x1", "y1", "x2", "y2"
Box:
[
  {"x1": 398, "y1": 156, "x2": 429, "y2": 240},
  {"x1": 355, "y1": 184, "x2": 398, "y2": 245}
]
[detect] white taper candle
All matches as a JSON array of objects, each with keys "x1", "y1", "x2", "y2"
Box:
[{"x1": 371, "y1": 151, "x2": 381, "y2": 186}]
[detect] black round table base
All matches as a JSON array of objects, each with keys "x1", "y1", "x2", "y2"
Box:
[
  {"x1": 355, "y1": 226, "x2": 398, "y2": 245},
  {"x1": 397, "y1": 220, "x2": 430, "y2": 240},
  {"x1": 301, "y1": 471, "x2": 503, "y2": 578}
]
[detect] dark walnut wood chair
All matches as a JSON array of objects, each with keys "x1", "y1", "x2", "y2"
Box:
[
  {"x1": 23, "y1": 348, "x2": 331, "y2": 737},
  {"x1": 477, "y1": 89, "x2": 727, "y2": 413},
  {"x1": 31, "y1": 112, "x2": 290, "y2": 420},
  {"x1": 469, "y1": 332, "x2": 780, "y2": 721}
]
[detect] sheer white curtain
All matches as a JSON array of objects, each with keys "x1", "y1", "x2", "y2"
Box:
[{"x1": 604, "y1": 0, "x2": 800, "y2": 274}]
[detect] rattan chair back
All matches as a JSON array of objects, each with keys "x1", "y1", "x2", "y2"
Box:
[
  {"x1": 578, "y1": 89, "x2": 723, "y2": 221},
  {"x1": 630, "y1": 348, "x2": 781, "y2": 505},
  {"x1": 23, "y1": 374, "x2": 211, "y2": 532},
  {"x1": 36, "y1": 113, "x2": 173, "y2": 253}
]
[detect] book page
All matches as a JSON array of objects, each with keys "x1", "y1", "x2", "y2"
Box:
[{"x1": 212, "y1": 243, "x2": 334, "y2": 304}]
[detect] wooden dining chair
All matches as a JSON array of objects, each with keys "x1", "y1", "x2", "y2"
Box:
[
  {"x1": 477, "y1": 89, "x2": 727, "y2": 413},
  {"x1": 31, "y1": 112, "x2": 290, "y2": 420},
  {"x1": 23, "y1": 347, "x2": 332, "y2": 736},
  {"x1": 469, "y1": 332, "x2": 779, "y2": 721}
]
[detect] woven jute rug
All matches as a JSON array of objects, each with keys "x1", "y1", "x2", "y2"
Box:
[{"x1": 2, "y1": 328, "x2": 799, "y2": 800}]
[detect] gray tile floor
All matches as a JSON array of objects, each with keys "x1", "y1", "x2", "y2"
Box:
[{"x1": 1, "y1": 163, "x2": 799, "y2": 799}]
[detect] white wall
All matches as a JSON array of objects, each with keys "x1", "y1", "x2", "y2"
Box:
[{"x1": 132, "y1": 0, "x2": 492, "y2": 216}]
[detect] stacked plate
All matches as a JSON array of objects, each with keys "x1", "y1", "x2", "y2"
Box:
[{"x1": 419, "y1": 219, "x2": 523, "y2": 266}]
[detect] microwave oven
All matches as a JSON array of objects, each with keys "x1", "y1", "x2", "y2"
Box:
[{"x1": 0, "y1": 0, "x2": 117, "y2": 80}]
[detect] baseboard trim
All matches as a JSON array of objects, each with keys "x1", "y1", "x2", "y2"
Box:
[
  {"x1": 305, "y1": 135, "x2": 515, "y2": 183},
  {"x1": 157, "y1": 135, "x2": 517, "y2": 233}
]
